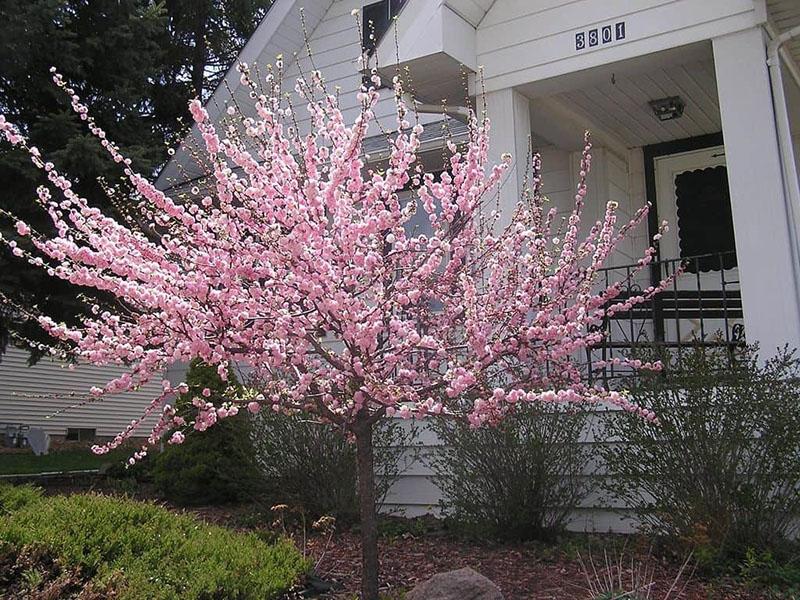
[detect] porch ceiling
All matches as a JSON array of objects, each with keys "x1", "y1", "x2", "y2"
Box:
[
  {"x1": 767, "y1": 0, "x2": 800, "y2": 69},
  {"x1": 531, "y1": 44, "x2": 721, "y2": 150}
]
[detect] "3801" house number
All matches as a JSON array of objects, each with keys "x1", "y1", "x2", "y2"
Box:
[{"x1": 575, "y1": 21, "x2": 626, "y2": 51}]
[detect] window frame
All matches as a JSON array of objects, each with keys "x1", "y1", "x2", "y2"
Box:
[{"x1": 65, "y1": 427, "x2": 96, "y2": 442}]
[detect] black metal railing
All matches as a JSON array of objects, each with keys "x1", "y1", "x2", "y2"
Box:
[{"x1": 587, "y1": 251, "x2": 744, "y2": 382}]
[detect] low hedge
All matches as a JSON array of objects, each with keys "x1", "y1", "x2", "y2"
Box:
[{"x1": 0, "y1": 484, "x2": 308, "y2": 600}]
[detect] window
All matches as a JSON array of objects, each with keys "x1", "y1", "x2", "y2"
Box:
[
  {"x1": 66, "y1": 428, "x2": 96, "y2": 442},
  {"x1": 361, "y1": 0, "x2": 406, "y2": 56},
  {"x1": 674, "y1": 165, "x2": 737, "y2": 272}
]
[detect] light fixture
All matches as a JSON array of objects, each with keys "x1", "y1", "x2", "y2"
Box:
[{"x1": 648, "y1": 96, "x2": 685, "y2": 121}]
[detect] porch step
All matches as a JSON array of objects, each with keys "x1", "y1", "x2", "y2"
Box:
[{"x1": 607, "y1": 289, "x2": 743, "y2": 321}]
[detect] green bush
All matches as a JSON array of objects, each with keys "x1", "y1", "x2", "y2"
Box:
[
  {"x1": 0, "y1": 483, "x2": 308, "y2": 600},
  {"x1": 151, "y1": 359, "x2": 262, "y2": 505},
  {"x1": 0, "y1": 483, "x2": 42, "y2": 513},
  {"x1": 429, "y1": 403, "x2": 592, "y2": 540},
  {"x1": 599, "y1": 345, "x2": 800, "y2": 567},
  {"x1": 251, "y1": 411, "x2": 416, "y2": 523},
  {"x1": 739, "y1": 547, "x2": 800, "y2": 596}
]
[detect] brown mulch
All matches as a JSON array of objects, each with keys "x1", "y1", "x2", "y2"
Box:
[
  {"x1": 126, "y1": 498, "x2": 766, "y2": 599},
  {"x1": 300, "y1": 530, "x2": 765, "y2": 600}
]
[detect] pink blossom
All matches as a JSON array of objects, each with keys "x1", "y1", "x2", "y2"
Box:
[{"x1": 0, "y1": 65, "x2": 675, "y2": 463}]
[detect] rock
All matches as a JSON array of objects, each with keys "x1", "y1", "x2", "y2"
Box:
[{"x1": 405, "y1": 567, "x2": 504, "y2": 600}]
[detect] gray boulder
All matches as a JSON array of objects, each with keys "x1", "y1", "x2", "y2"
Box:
[{"x1": 406, "y1": 567, "x2": 504, "y2": 600}]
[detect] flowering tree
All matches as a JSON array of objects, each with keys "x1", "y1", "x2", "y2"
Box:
[{"x1": 0, "y1": 58, "x2": 670, "y2": 599}]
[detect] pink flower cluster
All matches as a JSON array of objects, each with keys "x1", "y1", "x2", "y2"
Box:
[{"x1": 0, "y1": 63, "x2": 674, "y2": 455}]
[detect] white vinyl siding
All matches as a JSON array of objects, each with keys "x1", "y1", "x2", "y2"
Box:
[
  {"x1": 476, "y1": 0, "x2": 757, "y2": 92},
  {"x1": 272, "y1": 0, "x2": 444, "y2": 138},
  {"x1": 380, "y1": 417, "x2": 641, "y2": 534},
  {"x1": 0, "y1": 346, "x2": 162, "y2": 438}
]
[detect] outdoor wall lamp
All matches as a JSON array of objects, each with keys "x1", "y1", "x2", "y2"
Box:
[{"x1": 649, "y1": 96, "x2": 685, "y2": 121}]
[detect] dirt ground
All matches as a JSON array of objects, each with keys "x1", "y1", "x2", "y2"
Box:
[
  {"x1": 301, "y1": 530, "x2": 766, "y2": 600},
  {"x1": 187, "y1": 503, "x2": 766, "y2": 600}
]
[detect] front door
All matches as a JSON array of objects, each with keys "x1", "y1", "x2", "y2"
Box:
[{"x1": 653, "y1": 145, "x2": 742, "y2": 344}]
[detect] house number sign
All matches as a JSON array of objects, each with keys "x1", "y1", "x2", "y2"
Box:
[{"x1": 575, "y1": 21, "x2": 626, "y2": 51}]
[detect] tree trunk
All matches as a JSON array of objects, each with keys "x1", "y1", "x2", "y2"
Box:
[{"x1": 355, "y1": 420, "x2": 379, "y2": 600}]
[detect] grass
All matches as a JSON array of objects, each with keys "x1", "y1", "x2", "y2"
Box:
[
  {"x1": 0, "y1": 448, "x2": 128, "y2": 475},
  {"x1": 0, "y1": 483, "x2": 309, "y2": 599}
]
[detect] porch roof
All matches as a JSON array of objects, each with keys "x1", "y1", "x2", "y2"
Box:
[
  {"x1": 522, "y1": 42, "x2": 722, "y2": 152},
  {"x1": 767, "y1": 0, "x2": 800, "y2": 69}
]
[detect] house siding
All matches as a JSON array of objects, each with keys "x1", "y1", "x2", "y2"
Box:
[
  {"x1": 476, "y1": 0, "x2": 757, "y2": 93},
  {"x1": 0, "y1": 346, "x2": 163, "y2": 438},
  {"x1": 231, "y1": 0, "x2": 445, "y2": 146},
  {"x1": 540, "y1": 144, "x2": 648, "y2": 268},
  {"x1": 537, "y1": 145, "x2": 574, "y2": 211},
  {"x1": 380, "y1": 417, "x2": 640, "y2": 534}
]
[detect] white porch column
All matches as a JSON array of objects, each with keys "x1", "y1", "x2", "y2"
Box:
[
  {"x1": 484, "y1": 88, "x2": 531, "y2": 228},
  {"x1": 713, "y1": 27, "x2": 800, "y2": 354}
]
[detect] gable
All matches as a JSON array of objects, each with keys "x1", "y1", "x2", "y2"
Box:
[
  {"x1": 476, "y1": 0, "x2": 759, "y2": 93},
  {"x1": 156, "y1": 0, "x2": 334, "y2": 189},
  {"x1": 157, "y1": 0, "x2": 456, "y2": 191}
]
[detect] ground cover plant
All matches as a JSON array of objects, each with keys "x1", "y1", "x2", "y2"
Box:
[
  {"x1": 0, "y1": 483, "x2": 308, "y2": 599},
  {"x1": 0, "y1": 14, "x2": 674, "y2": 597}
]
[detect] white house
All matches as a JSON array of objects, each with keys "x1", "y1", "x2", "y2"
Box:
[
  {"x1": 0, "y1": 350, "x2": 163, "y2": 445},
  {"x1": 156, "y1": 0, "x2": 800, "y2": 530},
  {"x1": 4, "y1": 0, "x2": 799, "y2": 529},
  {"x1": 158, "y1": 0, "x2": 800, "y2": 360}
]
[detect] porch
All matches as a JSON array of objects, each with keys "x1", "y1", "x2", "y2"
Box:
[
  {"x1": 588, "y1": 250, "x2": 744, "y2": 382},
  {"x1": 483, "y1": 29, "x2": 800, "y2": 359},
  {"x1": 377, "y1": 0, "x2": 800, "y2": 538},
  {"x1": 376, "y1": 0, "x2": 800, "y2": 357}
]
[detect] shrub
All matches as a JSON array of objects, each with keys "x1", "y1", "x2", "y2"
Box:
[
  {"x1": 151, "y1": 359, "x2": 263, "y2": 505},
  {"x1": 599, "y1": 345, "x2": 800, "y2": 566},
  {"x1": 0, "y1": 483, "x2": 308, "y2": 600},
  {"x1": 251, "y1": 411, "x2": 416, "y2": 523},
  {"x1": 0, "y1": 483, "x2": 42, "y2": 514},
  {"x1": 578, "y1": 548, "x2": 695, "y2": 600},
  {"x1": 739, "y1": 547, "x2": 800, "y2": 596},
  {"x1": 428, "y1": 403, "x2": 592, "y2": 540}
]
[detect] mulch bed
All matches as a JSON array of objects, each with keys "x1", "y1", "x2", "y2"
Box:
[
  {"x1": 301, "y1": 530, "x2": 764, "y2": 600},
  {"x1": 181, "y1": 504, "x2": 770, "y2": 599},
  {"x1": 17, "y1": 484, "x2": 768, "y2": 600}
]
